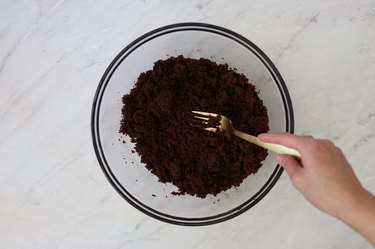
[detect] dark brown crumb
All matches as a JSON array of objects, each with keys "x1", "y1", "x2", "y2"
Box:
[
  {"x1": 207, "y1": 115, "x2": 221, "y2": 128},
  {"x1": 152, "y1": 194, "x2": 156, "y2": 197},
  {"x1": 120, "y1": 55, "x2": 269, "y2": 198}
]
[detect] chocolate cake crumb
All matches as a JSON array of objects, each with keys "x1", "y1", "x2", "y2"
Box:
[
  {"x1": 207, "y1": 115, "x2": 221, "y2": 128},
  {"x1": 120, "y1": 55, "x2": 269, "y2": 198}
]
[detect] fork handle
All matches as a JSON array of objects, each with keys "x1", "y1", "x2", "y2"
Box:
[{"x1": 233, "y1": 130, "x2": 301, "y2": 158}]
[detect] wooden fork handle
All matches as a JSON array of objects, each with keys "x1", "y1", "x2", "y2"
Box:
[{"x1": 233, "y1": 130, "x2": 301, "y2": 158}]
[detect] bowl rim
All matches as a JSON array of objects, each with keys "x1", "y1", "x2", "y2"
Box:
[{"x1": 91, "y1": 22, "x2": 294, "y2": 226}]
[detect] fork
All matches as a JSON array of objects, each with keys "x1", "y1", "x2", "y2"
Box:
[{"x1": 192, "y1": 111, "x2": 301, "y2": 158}]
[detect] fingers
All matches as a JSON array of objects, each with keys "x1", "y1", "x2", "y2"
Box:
[
  {"x1": 277, "y1": 154, "x2": 302, "y2": 180},
  {"x1": 258, "y1": 132, "x2": 312, "y2": 153}
]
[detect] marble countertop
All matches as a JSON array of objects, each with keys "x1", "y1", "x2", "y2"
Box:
[{"x1": 1, "y1": 0, "x2": 375, "y2": 248}]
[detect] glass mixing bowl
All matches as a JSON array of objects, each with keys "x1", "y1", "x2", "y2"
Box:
[{"x1": 91, "y1": 23, "x2": 294, "y2": 226}]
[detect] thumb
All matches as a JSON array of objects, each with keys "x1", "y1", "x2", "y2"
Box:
[{"x1": 277, "y1": 154, "x2": 302, "y2": 179}]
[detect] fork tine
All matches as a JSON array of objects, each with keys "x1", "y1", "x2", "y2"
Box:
[
  {"x1": 193, "y1": 115, "x2": 209, "y2": 121},
  {"x1": 194, "y1": 120, "x2": 208, "y2": 125},
  {"x1": 192, "y1": 110, "x2": 218, "y2": 117},
  {"x1": 204, "y1": 127, "x2": 217, "y2": 132}
]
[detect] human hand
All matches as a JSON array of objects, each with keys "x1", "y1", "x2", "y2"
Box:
[{"x1": 258, "y1": 133, "x2": 366, "y2": 219}]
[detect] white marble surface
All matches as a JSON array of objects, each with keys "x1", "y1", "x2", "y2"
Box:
[{"x1": 1, "y1": 0, "x2": 375, "y2": 248}]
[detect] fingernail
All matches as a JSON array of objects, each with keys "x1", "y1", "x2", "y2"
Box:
[{"x1": 257, "y1": 133, "x2": 266, "y2": 138}]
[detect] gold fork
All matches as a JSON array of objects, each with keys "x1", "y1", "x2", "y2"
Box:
[{"x1": 192, "y1": 111, "x2": 301, "y2": 158}]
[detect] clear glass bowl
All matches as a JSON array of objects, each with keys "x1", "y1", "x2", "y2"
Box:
[{"x1": 91, "y1": 23, "x2": 294, "y2": 226}]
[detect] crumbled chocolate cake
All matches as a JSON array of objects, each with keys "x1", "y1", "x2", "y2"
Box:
[{"x1": 120, "y1": 55, "x2": 269, "y2": 198}]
